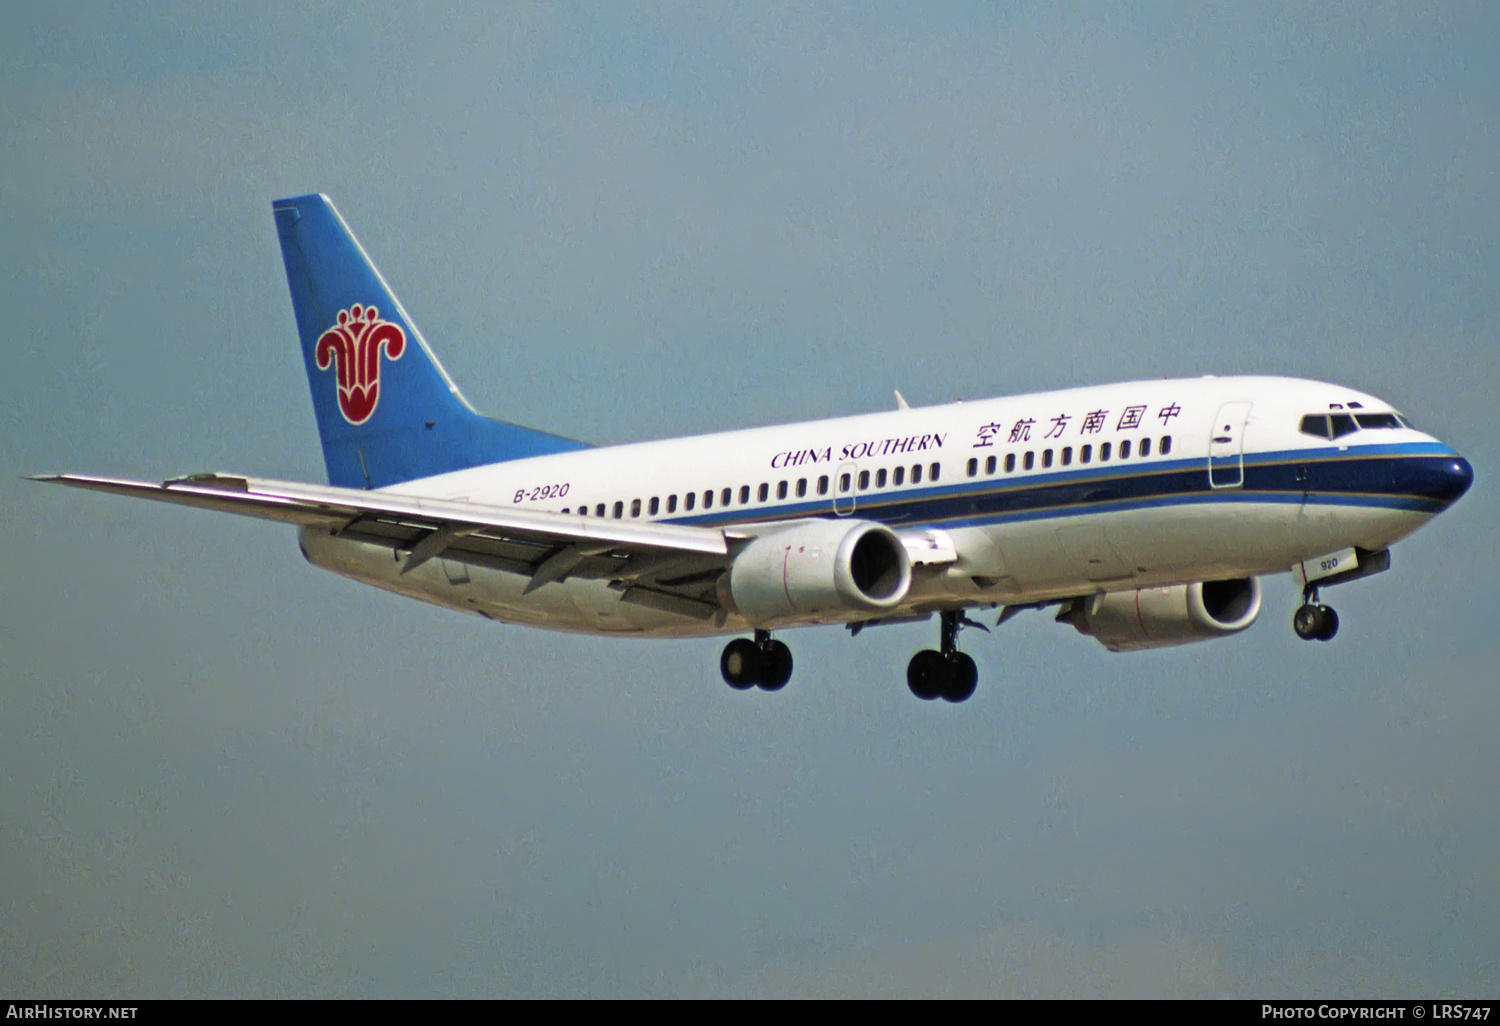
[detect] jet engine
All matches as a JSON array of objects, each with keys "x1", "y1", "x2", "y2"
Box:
[
  {"x1": 1062, "y1": 577, "x2": 1262, "y2": 652},
  {"x1": 722, "y1": 519, "x2": 912, "y2": 628}
]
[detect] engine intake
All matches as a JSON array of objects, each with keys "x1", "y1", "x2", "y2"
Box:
[
  {"x1": 725, "y1": 519, "x2": 912, "y2": 628},
  {"x1": 1064, "y1": 577, "x2": 1262, "y2": 652}
]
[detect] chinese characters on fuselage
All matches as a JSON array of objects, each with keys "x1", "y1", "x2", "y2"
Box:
[{"x1": 973, "y1": 403, "x2": 1181, "y2": 448}]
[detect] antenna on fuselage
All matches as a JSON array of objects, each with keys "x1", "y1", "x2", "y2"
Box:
[{"x1": 894, "y1": 389, "x2": 910, "y2": 410}]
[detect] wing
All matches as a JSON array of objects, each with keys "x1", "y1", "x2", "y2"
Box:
[{"x1": 34, "y1": 473, "x2": 741, "y2": 621}]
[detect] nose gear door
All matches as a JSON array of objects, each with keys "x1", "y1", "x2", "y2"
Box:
[{"x1": 1208, "y1": 401, "x2": 1253, "y2": 488}]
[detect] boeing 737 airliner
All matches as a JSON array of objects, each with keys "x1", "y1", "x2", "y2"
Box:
[{"x1": 37, "y1": 194, "x2": 1474, "y2": 703}]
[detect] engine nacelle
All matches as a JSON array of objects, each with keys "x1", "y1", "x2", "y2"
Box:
[
  {"x1": 1064, "y1": 577, "x2": 1262, "y2": 652},
  {"x1": 724, "y1": 519, "x2": 912, "y2": 628}
]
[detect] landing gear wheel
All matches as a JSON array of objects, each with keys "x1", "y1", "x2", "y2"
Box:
[
  {"x1": 907, "y1": 650, "x2": 948, "y2": 702},
  {"x1": 1314, "y1": 605, "x2": 1339, "y2": 642},
  {"x1": 1293, "y1": 603, "x2": 1324, "y2": 641},
  {"x1": 758, "y1": 640, "x2": 793, "y2": 692},
  {"x1": 942, "y1": 652, "x2": 978, "y2": 704},
  {"x1": 908, "y1": 610, "x2": 985, "y2": 703},
  {"x1": 720, "y1": 638, "x2": 760, "y2": 690},
  {"x1": 1294, "y1": 603, "x2": 1340, "y2": 642}
]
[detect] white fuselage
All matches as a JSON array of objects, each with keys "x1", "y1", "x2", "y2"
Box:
[{"x1": 299, "y1": 375, "x2": 1465, "y2": 637}]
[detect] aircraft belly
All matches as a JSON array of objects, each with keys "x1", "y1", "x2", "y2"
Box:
[{"x1": 934, "y1": 502, "x2": 1433, "y2": 608}]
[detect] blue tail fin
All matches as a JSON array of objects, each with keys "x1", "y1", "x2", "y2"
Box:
[{"x1": 272, "y1": 194, "x2": 589, "y2": 489}]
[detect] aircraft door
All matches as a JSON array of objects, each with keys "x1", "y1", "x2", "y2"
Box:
[
  {"x1": 833, "y1": 461, "x2": 858, "y2": 516},
  {"x1": 1208, "y1": 401, "x2": 1253, "y2": 488}
]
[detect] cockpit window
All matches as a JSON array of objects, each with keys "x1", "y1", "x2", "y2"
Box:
[
  {"x1": 1300, "y1": 413, "x2": 1364, "y2": 439},
  {"x1": 1299, "y1": 415, "x2": 1329, "y2": 439},
  {"x1": 1302, "y1": 410, "x2": 1405, "y2": 439}
]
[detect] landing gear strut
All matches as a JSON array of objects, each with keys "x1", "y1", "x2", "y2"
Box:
[
  {"x1": 906, "y1": 611, "x2": 979, "y2": 703},
  {"x1": 720, "y1": 630, "x2": 794, "y2": 692},
  {"x1": 1293, "y1": 586, "x2": 1339, "y2": 642}
]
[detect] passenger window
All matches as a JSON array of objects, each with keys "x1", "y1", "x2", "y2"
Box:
[
  {"x1": 630, "y1": 498, "x2": 641, "y2": 518},
  {"x1": 1120, "y1": 439, "x2": 1132, "y2": 459},
  {"x1": 648, "y1": 497, "x2": 659, "y2": 516},
  {"x1": 595, "y1": 503, "x2": 606, "y2": 517},
  {"x1": 684, "y1": 492, "x2": 695, "y2": 511},
  {"x1": 563, "y1": 507, "x2": 571, "y2": 515},
  {"x1": 1330, "y1": 414, "x2": 1358, "y2": 438},
  {"x1": 796, "y1": 478, "x2": 807, "y2": 497},
  {"x1": 893, "y1": 466, "x2": 905, "y2": 486},
  {"x1": 1160, "y1": 436, "x2": 1171, "y2": 455},
  {"x1": 839, "y1": 473, "x2": 851, "y2": 493},
  {"x1": 721, "y1": 487, "x2": 731, "y2": 507},
  {"x1": 777, "y1": 480, "x2": 788, "y2": 500},
  {"x1": 1061, "y1": 446, "x2": 1072, "y2": 466},
  {"x1": 930, "y1": 462, "x2": 940, "y2": 482},
  {"x1": 757, "y1": 483, "x2": 768, "y2": 502},
  {"x1": 1140, "y1": 437, "x2": 1151, "y2": 458},
  {"x1": 985, "y1": 455, "x2": 996, "y2": 474},
  {"x1": 613, "y1": 501, "x2": 624, "y2": 519},
  {"x1": 1004, "y1": 453, "x2": 1015, "y2": 473},
  {"x1": 739, "y1": 485, "x2": 750, "y2": 504},
  {"x1": 1042, "y1": 449, "x2": 1053, "y2": 468},
  {"x1": 967, "y1": 458, "x2": 978, "y2": 478},
  {"x1": 858, "y1": 470, "x2": 870, "y2": 490},
  {"x1": 1355, "y1": 413, "x2": 1400, "y2": 429},
  {"x1": 1100, "y1": 442, "x2": 1111, "y2": 461},
  {"x1": 1299, "y1": 415, "x2": 1329, "y2": 438},
  {"x1": 667, "y1": 495, "x2": 678, "y2": 513},
  {"x1": 1023, "y1": 451, "x2": 1034, "y2": 471},
  {"x1": 876, "y1": 468, "x2": 888, "y2": 488},
  {"x1": 1080, "y1": 444, "x2": 1092, "y2": 464},
  {"x1": 912, "y1": 464, "x2": 923, "y2": 484},
  {"x1": 703, "y1": 490, "x2": 714, "y2": 509},
  {"x1": 817, "y1": 475, "x2": 829, "y2": 495}
]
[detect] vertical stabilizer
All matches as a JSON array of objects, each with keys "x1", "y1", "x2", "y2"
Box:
[{"x1": 272, "y1": 194, "x2": 588, "y2": 489}]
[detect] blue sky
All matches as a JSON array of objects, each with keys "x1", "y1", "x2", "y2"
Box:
[{"x1": 2, "y1": 2, "x2": 1497, "y2": 996}]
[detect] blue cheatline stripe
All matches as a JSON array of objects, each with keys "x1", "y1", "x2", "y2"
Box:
[{"x1": 651, "y1": 443, "x2": 1463, "y2": 531}]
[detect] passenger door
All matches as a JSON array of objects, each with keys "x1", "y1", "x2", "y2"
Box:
[{"x1": 1208, "y1": 401, "x2": 1253, "y2": 488}]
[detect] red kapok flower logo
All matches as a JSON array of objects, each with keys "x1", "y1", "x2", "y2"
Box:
[{"x1": 315, "y1": 304, "x2": 406, "y2": 425}]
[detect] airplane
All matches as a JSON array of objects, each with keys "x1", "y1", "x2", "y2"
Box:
[{"x1": 35, "y1": 194, "x2": 1475, "y2": 704}]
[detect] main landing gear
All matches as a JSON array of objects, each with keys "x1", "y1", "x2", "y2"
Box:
[
  {"x1": 1293, "y1": 587, "x2": 1339, "y2": 642},
  {"x1": 906, "y1": 610, "x2": 980, "y2": 704},
  {"x1": 720, "y1": 630, "x2": 794, "y2": 692}
]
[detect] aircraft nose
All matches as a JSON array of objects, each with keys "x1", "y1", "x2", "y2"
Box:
[{"x1": 1442, "y1": 454, "x2": 1474, "y2": 504}]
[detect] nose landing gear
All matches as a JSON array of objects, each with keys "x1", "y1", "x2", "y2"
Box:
[
  {"x1": 1293, "y1": 587, "x2": 1339, "y2": 642},
  {"x1": 720, "y1": 630, "x2": 794, "y2": 691},
  {"x1": 906, "y1": 610, "x2": 980, "y2": 703}
]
